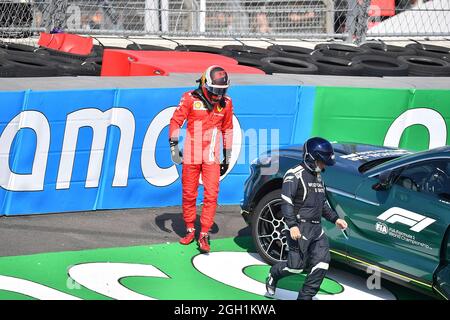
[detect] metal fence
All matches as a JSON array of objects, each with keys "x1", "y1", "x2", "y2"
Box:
[{"x1": 0, "y1": 0, "x2": 449, "y2": 42}]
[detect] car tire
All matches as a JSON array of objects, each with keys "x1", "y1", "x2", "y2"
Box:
[
  {"x1": 260, "y1": 56, "x2": 318, "y2": 74},
  {"x1": 57, "y1": 60, "x2": 101, "y2": 76},
  {"x1": 397, "y1": 55, "x2": 450, "y2": 76},
  {"x1": 0, "y1": 44, "x2": 49, "y2": 58},
  {"x1": 2, "y1": 49, "x2": 59, "y2": 62},
  {"x1": 251, "y1": 189, "x2": 287, "y2": 265},
  {"x1": 309, "y1": 55, "x2": 363, "y2": 76},
  {"x1": 0, "y1": 59, "x2": 15, "y2": 77},
  {"x1": 267, "y1": 45, "x2": 313, "y2": 60},
  {"x1": 351, "y1": 55, "x2": 409, "y2": 76},
  {"x1": 222, "y1": 45, "x2": 277, "y2": 60},
  {"x1": 175, "y1": 45, "x2": 234, "y2": 57},
  {"x1": 360, "y1": 42, "x2": 416, "y2": 57},
  {"x1": 233, "y1": 56, "x2": 266, "y2": 70},
  {"x1": 92, "y1": 45, "x2": 106, "y2": 57},
  {"x1": 1, "y1": 54, "x2": 59, "y2": 77},
  {"x1": 126, "y1": 43, "x2": 173, "y2": 51},
  {"x1": 0, "y1": 42, "x2": 38, "y2": 53},
  {"x1": 405, "y1": 43, "x2": 450, "y2": 61},
  {"x1": 84, "y1": 56, "x2": 102, "y2": 67},
  {"x1": 314, "y1": 43, "x2": 368, "y2": 59}
]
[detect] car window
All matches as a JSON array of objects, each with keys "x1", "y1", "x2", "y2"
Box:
[
  {"x1": 394, "y1": 159, "x2": 450, "y2": 200},
  {"x1": 358, "y1": 156, "x2": 402, "y2": 173}
]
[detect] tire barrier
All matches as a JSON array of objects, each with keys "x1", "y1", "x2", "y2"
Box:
[
  {"x1": 0, "y1": 48, "x2": 101, "y2": 77},
  {"x1": 397, "y1": 56, "x2": 450, "y2": 77},
  {"x1": 359, "y1": 42, "x2": 417, "y2": 58},
  {"x1": 351, "y1": 55, "x2": 409, "y2": 77},
  {"x1": 101, "y1": 50, "x2": 264, "y2": 76},
  {"x1": 1, "y1": 40, "x2": 450, "y2": 78},
  {"x1": 126, "y1": 43, "x2": 173, "y2": 51},
  {"x1": 260, "y1": 57, "x2": 318, "y2": 75},
  {"x1": 232, "y1": 56, "x2": 266, "y2": 70},
  {"x1": 175, "y1": 45, "x2": 234, "y2": 57},
  {"x1": 222, "y1": 45, "x2": 277, "y2": 60},
  {"x1": 0, "y1": 59, "x2": 15, "y2": 77},
  {"x1": 0, "y1": 52, "x2": 59, "y2": 77},
  {"x1": 0, "y1": 42, "x2": 41, "y2": 53},
  {"x1": 308, "y1": 55, "x2": 363, "y2": 76},
  {"x1": 314, "y1": 43, "x2": 370, "y2": 59},
  {"x1": 406, "y1": 43, "x2": 450, "y2": 61},
  {"x1": 266, "y1": 45, "x2": 313, "y2": 61}
]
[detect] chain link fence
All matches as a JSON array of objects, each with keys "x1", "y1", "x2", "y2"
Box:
[{"x1": 0, "y1": 0, "x2": 449, "y2": 42}]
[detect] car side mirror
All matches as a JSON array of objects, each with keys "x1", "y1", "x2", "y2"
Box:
[{"x1": 372, "y1": 170, "x2": 394, "y2": 191}]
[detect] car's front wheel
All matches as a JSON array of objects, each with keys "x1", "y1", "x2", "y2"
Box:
[{"x1": 251, "y1": 189, "x2": 289, "y2": 265}]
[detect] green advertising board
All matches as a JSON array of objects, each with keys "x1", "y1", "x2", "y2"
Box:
[{"x1": 311, "y1": 87, "x2": 450, "y2": 151}]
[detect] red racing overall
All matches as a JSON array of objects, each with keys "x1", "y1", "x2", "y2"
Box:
[{"x1": 169, "y1": 90, "x2": 233, "y2": 233}]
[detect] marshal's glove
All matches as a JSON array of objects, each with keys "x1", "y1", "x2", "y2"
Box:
[
  {"x1": 220, "y1": 149, "x2": 232, "y2": 176},
  {"x1": 169, "y1": 138, "x2": 183, "y2": 165}
]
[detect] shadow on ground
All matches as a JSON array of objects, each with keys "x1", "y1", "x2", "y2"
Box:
[{"x1": 154, "y1": 213, "x2": 220, "y2": 237}]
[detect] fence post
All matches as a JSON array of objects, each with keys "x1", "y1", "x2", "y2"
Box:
[
  {"x1": 324, "y1": 0, "x2": 335, "y2": 35},
  {"x1": 345, "y1": 0, "x2": 356, "y2": 42},
  {"x1": 345, "y1": 0, "x2": 370, "y2": 44},
  {"x1": 161, "y1": 0, "x2": 169, "y2": 33},
  {"x1": 144, "y1": 0, "x2": 159, "y2": 33},
  {"x1": 356, "y1": 0, "x2": 371, "y2": 44},
  {"x1": 199, "y1": 0, "x2": 206, "y2": 33},
  {"x1": 44, "y1": 0, "x2": 68, "y2": 32}
]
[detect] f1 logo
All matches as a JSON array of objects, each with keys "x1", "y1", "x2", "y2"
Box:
[{"x1": 377, "y1": 207, "x2": 436, "y2": 232}]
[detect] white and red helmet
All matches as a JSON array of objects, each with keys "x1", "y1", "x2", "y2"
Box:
[{"x1": 200, "y1": 65, "x2": 230, "y2": 97}]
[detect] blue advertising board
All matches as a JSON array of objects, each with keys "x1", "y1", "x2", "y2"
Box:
[{"x1": 0, "y1": 85, "x2": 315, "y2": 215}]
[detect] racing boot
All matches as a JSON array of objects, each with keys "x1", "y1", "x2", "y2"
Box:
[
  {"x1": 265, "y1": 274, "x2": 277, "y2": 296},
  {"x1": 198, "y1": 232, "x2": 210, "y2": 253},
  {"x1": 179, "y1": 228, "x2": 196, "y2": 245}
]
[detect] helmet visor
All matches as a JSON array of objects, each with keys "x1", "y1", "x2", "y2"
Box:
[
  {"x1": 319, "y1": 152, "x2": 336, "y2": 166},
  {"x1": 205, "y1": 83, "x2": 228, "y2": 96}
]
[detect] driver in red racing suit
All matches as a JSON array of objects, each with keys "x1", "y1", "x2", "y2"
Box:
[{"x1": 169, "y1": 65, "x2": 234, "y2": 253}]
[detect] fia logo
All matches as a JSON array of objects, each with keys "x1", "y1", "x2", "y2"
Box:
[
  {"x1": 375, "y1": 222, "x2": 388, "y2": 235},
  {"x1": 376, "y1": 207, "x2": 436, "y2": 232}
]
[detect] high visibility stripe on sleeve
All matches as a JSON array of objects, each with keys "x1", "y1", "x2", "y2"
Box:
[
  {"x1": 281, "y1": 194, "x2": 293, "y2": 205},
  {"x1": 310, "y1": 262, "x2": 329, "y2": 274},
  {"x1": 283, "y1": 267, "x2": 303, "y2": 274}
]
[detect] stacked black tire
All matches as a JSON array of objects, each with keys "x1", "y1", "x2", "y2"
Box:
[
  {"x1": 0, "y1": 43, "x2": 104, "y2": 77},
  {"x1": 171, "y1": 42, "x2": 450, "y2": 77},
  {"x1": 1, "y1": 41, "x2": 450, "y2": 77},
  {"x1": 360, "y1": 42, "x2": 450, "y2": 77}
]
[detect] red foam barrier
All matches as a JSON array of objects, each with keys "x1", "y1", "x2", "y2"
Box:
[
  {"x1": 370, "y1": 0, "x2": 395, "y2": 17},
  {"x1": 101, "y1": 50, "x2": 264, "y2": 76},
  {"x1": 38, "y1": 33, "x2": 93, "y2": 55}
]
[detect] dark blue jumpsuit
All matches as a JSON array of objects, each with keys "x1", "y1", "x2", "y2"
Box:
[{"x1": 270, "y1": 163, "x2": 339, "y2": 300}]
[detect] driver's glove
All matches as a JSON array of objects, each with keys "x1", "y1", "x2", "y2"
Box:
[
  {"x1": 220, "y1": 148, "x2": 232, "y2": 176},
  {"x1": 169, "y1": 138, "x2": 183, "y2": 165}
]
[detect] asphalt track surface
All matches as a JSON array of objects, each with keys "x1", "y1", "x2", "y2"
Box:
[{"x1": 0, "y1": 205, "x2": 249, "y2": 257}]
